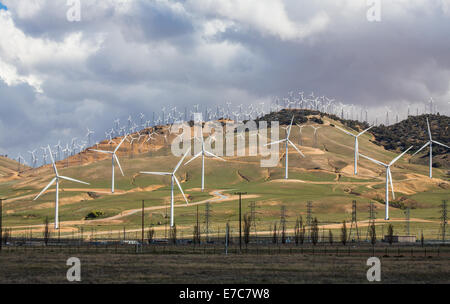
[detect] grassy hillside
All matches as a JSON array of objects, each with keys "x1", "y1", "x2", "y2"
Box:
[{"x1": 0, "y1": 111, "x2": 448, "y2": 241}]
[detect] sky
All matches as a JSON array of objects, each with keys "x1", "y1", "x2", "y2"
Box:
[{"x1": 0, "y1": 0, "x2": 449, "y2": 159}]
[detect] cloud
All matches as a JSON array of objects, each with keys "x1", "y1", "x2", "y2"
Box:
[{"x1": 0, "y1": 0, "x2": 449, "y2": 158}]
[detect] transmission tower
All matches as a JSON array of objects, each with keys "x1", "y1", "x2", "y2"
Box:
[
  {"x1": 248, "y1": 201, "x2": 260, "y2": 237},
  {"x1": 348, "y1": 200, "x2": 360, "y2": 243},
  {"x1": 439, "y1": 200, "x2": 448, "y2": 243}
]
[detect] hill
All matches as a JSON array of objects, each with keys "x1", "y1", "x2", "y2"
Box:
[
  {"x1": 0, "y1": 156, "x2": 28, "y2": 179},
  {"x1": 370, "y1": 114, "x2": 449, "y2": 168},
  {"x1": 0, "y1": 110, "x2": 448, "y2": 241}
]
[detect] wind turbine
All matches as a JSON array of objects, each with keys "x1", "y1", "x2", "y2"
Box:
[
  {"x1": 184, "y1": 134, "x2": 226, "y2": 192},
  {"x1": 89, "y1": 135, "x2": 128, "y2": 193},
  {"x1": 360, "y1": 147, "x2": 412, "y2": 220},
  {"x1": 34, "y1": 146, "x2": 89, "y2": 229},
  {"x1": 86, "y1": 128, "x2": 94, "y2": 147},
  {"x1": 310, "y1": 126, "x2": 321, "y2": 147},
  {"x1": 140, "y1": 149, "x2": 190, "y2": 227},
  {"x1": 412, "y1": 117, "x2": 449, "y2": 178},
  {"x1": 266, "y1": 116, "x2": 305, "y2": 179},
  {"x1": 335, "y1": 125, "x2": 374, "y2": 175}
]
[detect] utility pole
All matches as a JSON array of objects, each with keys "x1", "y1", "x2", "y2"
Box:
[
  {"x1": 141, "y1": 200, "x2": 145, "y2": 245},
  {"x1": 235, "y1": 192, "x2": 247, "y2": 252}
]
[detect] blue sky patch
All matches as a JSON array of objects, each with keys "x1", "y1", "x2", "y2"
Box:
[{"x1": 0, "y1": 2, "x2": 7, "y2": 11}]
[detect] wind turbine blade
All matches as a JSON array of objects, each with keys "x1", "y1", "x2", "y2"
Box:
[
  {"x1": 265, "y1": 139, "x2": 286, "y2": 147},
  {"x1": 174, "y1": 149, "x2": 190, "y2": 173},
  {"x1": 34, "y1": 177, "x2": 57, "y2": 200},
  {"x1": 59, "y1": 176, "x2": 90, "y2": 185},
  {"x1": 47, "y1": 145, "x2": 58, "y2": 175},
  {"x1": 174, "y1": 176, "x2": 189, "y2": 204},
  {"x1": 432, "y1": 140, "x2": 449, "y2": 149},
  {"x1": 205, "y1": 150, "x2": 226, "y2": 161},
  {"x1": 114, "y1": 154, "x2": 124, "y2": 176},
  {"x1": 426, "y1": 117, "x2": 432, "y2": 140},
  {"x1": 357, "y1": 125, "x2": 374, "y2": 137},
  {"x1": 359, "y1": 153, "x2": 387, "y2": 167},
  {"x1": 388, "y1": 168, "x2": 395, "y2": 200},
  {"x1": 287, "y1": 116, "x2": 294, "y2": 138},
  {"x1": 140, "y1": 172, "x2": 172, "y2": 176},
  {"x1": 184, "y1": 152, "x2": 201, "y2": 166},
  {"x1": 288, "y1": 140, "x2": 305, "y2": 157},
  {"x1": 335, "y1": 125, "x2": 356, "y2": 137},
  {"x1": 89, "y1": 149, "x2": 113, "y2": 154},
  {"x1": 115, "y1": 135, "x2": 128, "y2": 153},
  {"x1": 412, "y1": 142, "x2": 430, "y2": 156},
  {"x1": 389, "y1": 146, "x2": 413, "y2": 166}
]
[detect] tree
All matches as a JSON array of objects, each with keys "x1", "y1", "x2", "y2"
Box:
[
  {"x1": 340, "y1": 220, "x2": 347, "y2": 246},
  {"x1": 43, "y1": 217, "x2": 50, "y2": 246},
  {"x1": 328, "y1": 229, "x2": 333, "y2": 245},
  {"x1": 420, "y1": 230, "x2": 424, "y2": 247},
  {"x1": 311, "y1": 218, "x2": 319, "y2": 245},
  {"x1": 147, "y1": 227, "x2": 155, "y2": 244},
  {"x1": 170, "y1": 224, "x2": 177, "y2": 245},
  {"x1": 369, "y1": 222, "x2": 376, "y2": 246},
  {"x1": 243, "y1": 214, "x2": 252, "y2": 247},
  {"x1": 193, "y1": 223, "x2": 201, "y2": 245},
  {"x1": 300, "y1": 217, "x2": 305, "y2": 245},
  {"x1": 387, "y1": 224, "x2": 394, "y2": 245},
  {"x1": 281, "y1": 220, "x2": 286, "y2": 244},
  {"x1": 294, "y1": 218, "x2": 300, "y2": 245},
  {"x1": 225, "y1": 222, "x2": 230, "y2": 245},
  {"x1": 272, "y1": 223, "x2": 278, "y2": 244}
]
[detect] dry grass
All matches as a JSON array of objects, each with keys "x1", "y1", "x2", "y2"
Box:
[{"x1": 0, "y1": 246, "x2": 448, "y2": 284}]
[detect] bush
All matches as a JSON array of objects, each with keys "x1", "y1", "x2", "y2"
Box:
[{"x1": 85, "y1": 210, "x2": 105, "y2": 220}]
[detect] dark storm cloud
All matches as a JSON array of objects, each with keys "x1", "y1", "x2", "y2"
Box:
[{"x1": 0, "y1": 0, "x2": 449, "y2": 158}]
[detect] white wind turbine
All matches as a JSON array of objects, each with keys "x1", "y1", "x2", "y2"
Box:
[
  {"x1": 34, "y1": 146, "x2": 89, "y2": 229},
  {"x1": 184, "y1": 133, "x2": 226, "y2": 192},
  {"x1": 266, "y1": 116, "x2": 305, "y2": 179},
  {"x1": 335, "y1": 125, "x2": 374, "y2": 175},
  {"x1": 140, "y1": 149, "x2": 190, "y2": 227},
  {"x1": 89, "y1": 135, "x2": 128, "y2": 193},
  {"x1": 360, "y1": 147, "x2": 412, "y2": 220},
  {"x1": 412, "y1": 117, "x2": 449, "y2": 178}
]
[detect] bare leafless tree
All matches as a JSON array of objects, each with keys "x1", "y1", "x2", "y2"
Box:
[
  {"x1": 311, "y1": 218, "x2": 319, "y2": 245},
  {"x1": 294, "y1": 218, "x2": 300, "y2": 245},
  {"x1": 272, "y1": 223, "x2": 278, "y2": 244},
  {"x1": 170, "y1": 225, "x2": 177, "y2": 245},
  {"x1": 387, "y1": 224, "x2": 394, "y2": 245},
  {"x1": 369, "y1": 221, "x2": 376, "y2": 246},
  {"x1": 147, "y1": 227, "x2": 155, "y2": 244},
  {"x1": 340, "y1": 220, "x2": 347, "y2": 246},
  {"x1": 43, "y1": 217, "x2": 50, "y2": 246},
  {"x1": 243, "y1": 213, "x2": 251, "y2": 247},
  {"x1": 193, "y1": 223, "x2": 201, "y2": 245}
]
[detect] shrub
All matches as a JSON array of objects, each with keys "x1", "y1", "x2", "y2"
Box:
[{"x1": 85, "y1": 210, "x2": 105, "y2": 220}]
